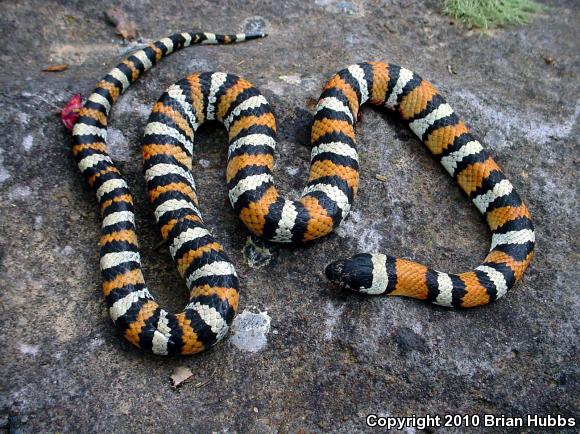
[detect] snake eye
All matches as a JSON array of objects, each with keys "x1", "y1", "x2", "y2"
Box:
[
  {"x1": 325, "y1": 259, "x2": 347, "y2": 285},
  {"x1": 325, "y1": 254, "x2": 374, "y2": 291}
]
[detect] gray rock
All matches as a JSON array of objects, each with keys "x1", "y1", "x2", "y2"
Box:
[
  {"x1": 393, "y1": 327, "x2": 428, "y2": 353},
  {"x1": 0, "y1": 0, "x2": 578, "y2": 432}
]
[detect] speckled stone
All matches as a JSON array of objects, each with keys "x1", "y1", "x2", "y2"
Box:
[{"x1": 0, "y1": 1, "x2": 578, "y2": 432}]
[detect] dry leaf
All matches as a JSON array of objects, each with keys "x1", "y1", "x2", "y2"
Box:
[
  {"x1": 104, "y1": 7, "x2": 138, "y2": 41},
  {"x1": 61, "y1": 94, "x2": 83, "y2": 131},
  {"x1": 170, "y1": 366, "x2": 193, "y2": 388},
  {"x1": 375, "y1": 174, "x2": 388, "y2": 182},
  {"x1": 43, "y1": 64, "x2": 69, "y2": 72}
]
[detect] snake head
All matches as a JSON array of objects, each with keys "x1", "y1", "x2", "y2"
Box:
[{"x1": 325, "y1": 253, "x2": 375, "y2": 292}]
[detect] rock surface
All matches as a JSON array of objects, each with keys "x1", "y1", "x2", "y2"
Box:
[{"x1": 0, "y1": 0, "x2": 578, "y2": 432}]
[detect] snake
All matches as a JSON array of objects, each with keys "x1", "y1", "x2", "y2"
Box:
[{"x1": 71, "y1": 31, "x2": 535, "y2": 355}]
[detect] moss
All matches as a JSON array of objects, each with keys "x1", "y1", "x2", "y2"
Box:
[{"x1": 443, "y1": 0, "x2": 542, "y2": 29}]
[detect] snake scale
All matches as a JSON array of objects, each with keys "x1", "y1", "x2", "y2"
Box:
[{"x1": 71, "y1": 31, "x2": 535, "y2": 355}]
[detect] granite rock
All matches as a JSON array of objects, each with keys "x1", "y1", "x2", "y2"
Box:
[{"x1": 0, "y1": 0, "x2": 578, "y2": 432}]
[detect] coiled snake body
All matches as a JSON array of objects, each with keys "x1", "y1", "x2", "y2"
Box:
[{"x1": 72, "y1": 31, "x2": 535, "y2": 355}]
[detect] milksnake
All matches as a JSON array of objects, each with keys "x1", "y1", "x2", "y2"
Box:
[{"x1": 71, "y1": 31, "x2": 534, "y2": 355}]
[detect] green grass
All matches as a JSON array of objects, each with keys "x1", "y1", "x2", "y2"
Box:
[{"x1": 443, "y1": 0, "x2": 543, "y2": 29}]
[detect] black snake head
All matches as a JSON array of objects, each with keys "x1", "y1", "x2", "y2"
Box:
[{"x1": 325, "y1": 253, "x2": 375, "y2": 291}]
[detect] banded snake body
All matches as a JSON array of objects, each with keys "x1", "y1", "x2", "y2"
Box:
[{"x1": 72, "y1": 31, "x2": 535, "y2": 355}]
